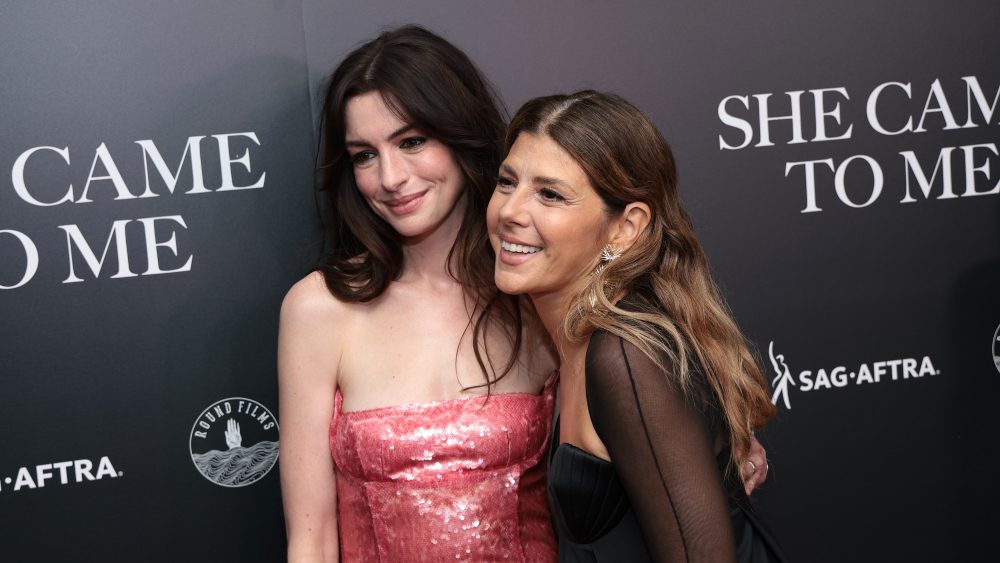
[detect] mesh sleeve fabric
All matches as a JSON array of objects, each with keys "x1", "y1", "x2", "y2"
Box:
[{"x1": 585, "y1": 330, "x2": 736, "y2": 563}]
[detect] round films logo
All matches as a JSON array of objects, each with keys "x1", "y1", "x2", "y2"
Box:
[
  {"x1": 189, "y1": 397, "x2": 279, "y2": 488},
  {"x1": 994, "y1": 323, "x2": 1000, "y2": 375}
]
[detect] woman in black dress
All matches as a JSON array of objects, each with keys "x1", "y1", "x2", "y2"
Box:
[{"x1": 487, "y1": 90, "x2": 787, "y2": 562}]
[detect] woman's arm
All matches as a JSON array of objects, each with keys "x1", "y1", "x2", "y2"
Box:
[
  {"x1": 586, "y1": 331, "x2": 736, "y2": 563},
  {"x1": 278, "y1": 273, "x2": 345, "y2": 563}
]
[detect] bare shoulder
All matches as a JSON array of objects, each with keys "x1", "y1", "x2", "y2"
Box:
[
  {"x1": 281, "y1": 271, "x2": 356, "y2": 328},
  {"x1": 279, "y1": 271, "x2": 357, "y2": 385}
]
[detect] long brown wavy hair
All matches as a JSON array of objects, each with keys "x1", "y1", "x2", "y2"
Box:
[
  {"x1": 506, "y1": 91, "x2": 775, "y2": 470},
  {"x1": 315, "y1": 25, "x2": 522, "y2": 386}
]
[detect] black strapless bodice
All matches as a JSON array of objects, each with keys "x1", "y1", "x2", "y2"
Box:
[
  {"x1": 548, "y1": 438, "x2": 786, "y2": 562},
  {"x1": 548, "y1": 441, "x2": 653, "y2": 562}
]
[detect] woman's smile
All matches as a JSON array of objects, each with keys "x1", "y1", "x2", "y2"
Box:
[{"x1": 383, "y1": 189, "x2": 428, "y2": 216}]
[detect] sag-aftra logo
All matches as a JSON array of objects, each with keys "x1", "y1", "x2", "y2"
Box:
[{"x1": 768, "y1": 341, "x2": 940, "y2": 410}]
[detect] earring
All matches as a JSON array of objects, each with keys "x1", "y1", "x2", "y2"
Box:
[
  {"x1": 600, "y1": 244, "x2": 624, "y2": 263},
  {"x1": 594, "y1": 244, "x2": 623, "y2": 275},
  {"x1": 589, "y1": 244, "x2": 623, "y2": 307}
]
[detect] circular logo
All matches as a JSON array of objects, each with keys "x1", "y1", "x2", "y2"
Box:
[
  {"x1": 994, "y1": 324, "x2": 1000, "y2": 375},
  {"x1": 189, "y1": 397, "x2": 279, "y2": 488}
]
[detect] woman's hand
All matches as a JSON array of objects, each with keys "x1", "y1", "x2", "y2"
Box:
[{"x1": 740, "y1": 434, "x2": 769, "y2": 496}]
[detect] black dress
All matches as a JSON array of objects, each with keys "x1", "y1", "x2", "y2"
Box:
[{"x1": 548, "y1": 329, "x2": 788, "y2": 562}]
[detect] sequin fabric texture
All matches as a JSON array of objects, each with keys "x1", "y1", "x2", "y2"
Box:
[{"x1": 329, "y1": 382, "x2": 557, "y2": 562}]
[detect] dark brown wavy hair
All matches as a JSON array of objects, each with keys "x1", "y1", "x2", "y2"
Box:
[
  {"x1": 506, "y1": 91, "x2": 775, "y2": 473},
  {"x1": 315, "y1": 25, "x2": 522, "y2": 385}
]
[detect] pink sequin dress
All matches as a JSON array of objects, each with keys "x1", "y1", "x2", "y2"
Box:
[{"x1": 329, "y1": 378, "x2": 557, "y2": 562}]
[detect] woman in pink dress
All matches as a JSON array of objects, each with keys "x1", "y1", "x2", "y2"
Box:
[{"x1": 278, "y1": 26, "x2": 558, "y2": 562}]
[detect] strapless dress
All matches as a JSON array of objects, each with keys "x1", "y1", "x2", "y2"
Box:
[{"x1": 329, "y1": 379, "x2": 557, "y2": 562}]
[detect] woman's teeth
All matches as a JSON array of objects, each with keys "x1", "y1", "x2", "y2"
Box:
[{"x1": 501, "y1": 241, "x2": 541, "y2": 254}]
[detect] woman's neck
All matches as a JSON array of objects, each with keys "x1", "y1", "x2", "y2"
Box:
[
  {"x1": 530, "y1": 291, "x2": 589, "y2": 379},
  {"x1": 399, "y1": 197, "x2": 466, "y2": 287}
]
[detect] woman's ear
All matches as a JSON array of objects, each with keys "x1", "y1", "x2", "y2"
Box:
[{"x1": 609, "y1": 202, "x2": 651, "y2": 250}]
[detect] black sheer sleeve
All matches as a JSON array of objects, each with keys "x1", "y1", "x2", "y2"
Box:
[{"x1": 585, "y1": 330, "x2": 736, "y2": 563}]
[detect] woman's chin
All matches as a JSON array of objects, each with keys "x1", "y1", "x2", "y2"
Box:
[{"x1": 494, "y1": 274, "x2": 531, "y2": 296}]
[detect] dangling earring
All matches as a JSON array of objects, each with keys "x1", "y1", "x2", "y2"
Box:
[
  {"x1": 594, "y1": 244, "x2": 623, "y2": 275},
  {"x1": 590, "y1": 244, "x2": 623, "y2": 306}
]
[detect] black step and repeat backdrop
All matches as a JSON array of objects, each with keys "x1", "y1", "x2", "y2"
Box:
[{"x1": 3, "y1": 1, "x2": 998, "y2": 561}]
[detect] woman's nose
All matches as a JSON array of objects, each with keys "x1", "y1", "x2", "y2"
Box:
[
  {"x1": 496, "y1": 187, "x2": 529, "y2": 226},
  {"x1": 379, "y1": 150, "x2": 408, "y2": 191}
]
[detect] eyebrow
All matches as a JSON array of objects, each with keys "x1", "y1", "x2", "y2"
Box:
[
  {"x1": 534, "y1": 175, "x2": 571, "y2": 188},
  {"x1": 499, "y1": 164, "x2": 571, "y2": 189},
  {"x1": 345, "y1": 124, "x2": 416, "y2": 148}
]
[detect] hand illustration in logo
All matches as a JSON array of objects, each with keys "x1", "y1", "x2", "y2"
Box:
[
  {"x1": 769, "y1": 341, "x2": 796, "y2": 410},
  {"x1": 191, "y1": 397, "x2": 280, "y2": 488},
  {"x1": 225, "y1": 419, "x2": 242, "y2": 450}
]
